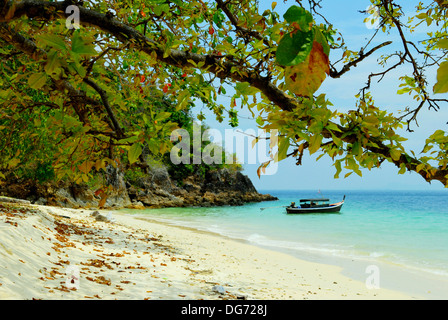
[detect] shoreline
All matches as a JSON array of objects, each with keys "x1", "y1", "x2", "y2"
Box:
[
  {"x1": 0, "y1": 201, "x2": 422, "y2": 300},
  {"x1": 128, "y1": 211, "x2": 448, "y2": 300}
]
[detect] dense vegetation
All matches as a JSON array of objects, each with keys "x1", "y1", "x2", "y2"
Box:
[
  {"x1": 0, "y1": 0, "x2": 448, "y2": 198},
  {"x1": 0, "y1": 80, "x2": 240, "y2": 192}
]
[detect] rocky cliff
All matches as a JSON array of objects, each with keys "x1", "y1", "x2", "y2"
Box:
[
  {"x1": 127, "y1": 166, "x2": 277, "y2": 208},
  {"x1": 0, "y1": 165, "x2": 277, "y2": 209}
]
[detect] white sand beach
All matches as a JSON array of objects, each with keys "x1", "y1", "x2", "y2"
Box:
[{"x1": 0, "y1": 199, "x2": 419, "y2": 300}]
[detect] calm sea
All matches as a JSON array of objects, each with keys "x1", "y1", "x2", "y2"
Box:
[{"x1": 121, "y1": 189, "x2": 448, "y2": 294}]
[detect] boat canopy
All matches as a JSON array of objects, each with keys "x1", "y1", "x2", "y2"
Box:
[{"x1": 300, "y1": 198, "x2": 329, "y2": 202}]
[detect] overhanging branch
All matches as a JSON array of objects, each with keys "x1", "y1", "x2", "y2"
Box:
[
  {"x1": 0, "y1": 20, "x2": 122, "y2": 138},
  {"x1": 2, "y1": 0, "x2": 448, "y2": 185},
  {"x1": 0, "y1": 0, "x2": 300, "y2": 112}
]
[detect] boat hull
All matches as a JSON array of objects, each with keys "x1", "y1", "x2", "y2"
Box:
[{"x1": 286, "y1": 202, "x2": 344, "y2": 214}]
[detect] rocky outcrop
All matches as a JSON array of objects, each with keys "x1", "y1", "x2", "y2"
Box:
[
  {"x1": 127, "y1": 166, "x2": 277, "y2": 208},
  {"x1": 0, "y1": 165, "x2": 277, "y2": 209}
]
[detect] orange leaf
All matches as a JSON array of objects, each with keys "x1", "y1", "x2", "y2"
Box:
[
  {"x1": 257, "y1": 165, "x2": 262, "y2": 179},
  {"x1": 284, "y1": 41, "x2": 329, "y2": 97},
  {"x1": 98, "y1": 193, "x2": 107, "y2": 208}
]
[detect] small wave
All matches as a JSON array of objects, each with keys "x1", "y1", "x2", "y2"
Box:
[
  {"x1": 245, "y1": 233, "x2": 352, "y2": 257},
  {"x1": 369, "y1": 251, "x2": 387, "y2": 258},
  {"x1": 205, "y1": 224, "x2": 227, "y2": 234},
  {"x1": 246, "y1": 233, "x2": 267, "y2": 243},
  {"x1": 231, "y1": 232, "x2": 448, "y2": 279},
  {"x1": 388, "y1": 257, "x2": 448, "y2": 278}
]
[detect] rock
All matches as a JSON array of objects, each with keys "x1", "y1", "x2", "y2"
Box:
[
  {"x1": 0, "y1": 196, "x2": 31, "y2": 205},
  {"x1": 0, "y1": 158, "x2": 277, "y2": 209},
  {"x1": 95, "y1": 214, "x2": 109, "y2": 222},
  {"x1": 53, "y1": 188, "x2": 84, "y2": 208},
  {"x1": 91, "y1": 211, "x2": 100, "y2": 217},
  {"x1": 34, "y1": 197, "x2": 47, "y2": 205},
  {"x1": 91, "y1": 210, "x2": 113, "y2": 222},
  {"x1": 103, "y1": 165, "x2": 131, "y2": 209},
  {"x1": 183, "y1": 183, "x2": 199, "y2": 193},
  {"x1": 127, "y1": 201, "x2": 145, "y2": 209}
]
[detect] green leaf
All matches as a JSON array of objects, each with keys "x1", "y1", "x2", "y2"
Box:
[
  {"x1": 283, "y1": 5, "x2": 313, "y2": 31},
  {"x1": 308, "y1": 134, "x2": 322, "y2": 155},
  {"x1": 117, "y1": 135, "x2": 139, "y2": 144},
  {"x1": 153, "y1": 3, "x2": 170, "y2": 15},
  {"x1": 155, "y1": 112, "x2": 172, "y2": 122},
  {"x1": 213, "y1": 10, "x2": 225, "y2": 28},
  {"x1": 429, "y1": 129, "x2": 446, "y2": 141},
  {"x1": 36, "y1": 34, "x2": 67, "y2": 51},
  {"x1": 363, "y1": 115, "x2": 380, "y2": 125},
  {"x1": 177, "y1": 90, "x2": 191, "y2": 110},
  {"x1": 351, "y1": 141, "x2": 361, "y2": 157},
  {"x1": 67, "y1": 61, "x2": 86, "y2": 78},
  {"x1": 28, "y1": 72, "x2": 47, "y2": 90},
  {"x1": 277, "y1": 136, "x2": 290, "y2": 161},
  {"x1": 397, "y1": 87, "x2": 410, "y2": 95},
  {"x1": 390, "y1": 148, "x2": 401, "y2": 161},
  {"x1": 235, "y1": 82, "x2": 260, "y2": 96},
  {"x1": 436, "y1": 39, "x2": 448, "y2": 50},
  {"x1": 308, "y1": 120, "x2": 323, "y2": 134},
  {"x1": 147, "y1": 138, "x2": 161, "y2": 154},
  {"x1": 415, "y1": 12, "x2": 427, "y2": 19},
  {"x1": 398, "y1": 163, "x2": 407, "y2": 175},
  {"x1": 433, "y1": 60, "x2": 448, "y2": 94},
  {"x1": 313, "y1": 27, "x2": 330, "y2": 57},
  {"x1": 71, "y1": 33, "x2": 97, "y2": 56},
  {"x1": 128, "y1": 143, "x2": 142, "y2": 164},
  {"x1": 276, "y1": 29, "x2": 314, "y2": 66},
  {"x1": 44, "y1": 50, "x2": 62, "y2": 76},
  {"x1": 347, "y1": 157, "x2": 362, "y2": 176},
  {"x1": 63, "y1": 114, "x2": 81, "y2": 128},
  {"x1": 326, "y1": 122, "x2": 342, "y2": 132},
  {"x1": 334, "y1": 160, "x2": 342, "y2": 179},
  {"x1": 416, "y1": 163, "x2": 426, "y2": 173}
]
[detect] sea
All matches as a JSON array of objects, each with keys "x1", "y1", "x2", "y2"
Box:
[{"x1": 121, "y1": 189, "x2": 448, "y2": 298}]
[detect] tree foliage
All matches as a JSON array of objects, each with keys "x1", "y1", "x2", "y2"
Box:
[{"x1": 0, "y1": 0, "x2": 448, "y2": 187}]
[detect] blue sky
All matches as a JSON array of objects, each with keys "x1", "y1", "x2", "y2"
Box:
[{"x1": 193, "y1": 0, "x2": 448, "y2": 191}]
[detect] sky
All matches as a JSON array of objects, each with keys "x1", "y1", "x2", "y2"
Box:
[{"x1": 192, "y1": 0, "x2": 448, "y2": 191}]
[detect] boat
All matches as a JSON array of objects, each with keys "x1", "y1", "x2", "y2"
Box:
[{"x1": 286, "y1": 195, "x2": 345, "y2": 214}]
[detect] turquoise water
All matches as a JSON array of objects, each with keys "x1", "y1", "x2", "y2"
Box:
[{"x1": 122, "y1": 190, "x2": 448, "y2": 279}]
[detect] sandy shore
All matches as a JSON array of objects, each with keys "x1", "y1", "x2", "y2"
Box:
[{"x1": 0, "y1": 199, "x2": 419, "y2": 300}]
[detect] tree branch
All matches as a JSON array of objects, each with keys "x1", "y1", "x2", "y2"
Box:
[
  {"x1": 215, "y1": 0, "x2": 270, "y2": 47},
  {"x1": 330, "y1": 41, "x2": 393, "y2": 79},
  {"x1": 0, "y1": 0, "x2": 300, "y2": 112},
  {"x1": 83, "y1": 77, "x2": 125, "y2": 139},
  {"x1": 2, "y1": 0, "x2": 448, "y2": 186},
  {"x1": 0, "y1": 20, "x2": 120, "y2": 138}
]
